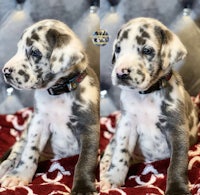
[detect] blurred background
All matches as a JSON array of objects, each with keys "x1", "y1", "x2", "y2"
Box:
[{"x1": 0, "y1": 0, "x2": 200, "y2": 115}]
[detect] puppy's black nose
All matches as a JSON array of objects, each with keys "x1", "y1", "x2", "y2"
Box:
[
  {"x1": 116, "y1": 68, "x2": 131, "y2": 80},
  {"x1": 3, "y1": 68, "x2": 13, "y2": 78}
]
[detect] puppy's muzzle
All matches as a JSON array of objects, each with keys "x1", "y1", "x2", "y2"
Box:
[{"x1": 116, "y1": 68, "x2": 131, "y2": 80}]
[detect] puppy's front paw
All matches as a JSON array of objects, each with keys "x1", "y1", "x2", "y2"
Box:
[
  {"x1": 71, "y1": 180, "x2": 97, "y2": 195},
  {"x1": 100, "y1": 177, "x2": 120, "y2": 192},
  {"x1": 165, "y1": 192, "x2": 190, "y2": 195},
  {"x1": 165, "y1": 183, "x2": 190, "y2": 195},
  {"x1": 71, "y1": 192, "x2": 97, "y2": 195},
  {"x1": 100, "y1": 179, "x2": 112, "y2": 192},
  {"x1": 0, "y1": 174, "x2": 29, "y2": 187}
]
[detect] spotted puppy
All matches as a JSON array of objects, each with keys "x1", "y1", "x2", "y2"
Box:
[
  {"x1": 1, "y1": 19, "x2": 99, "y2": 194},
  {"x1": 100, "y1": 17, "x2": 198, "y2": 195}
]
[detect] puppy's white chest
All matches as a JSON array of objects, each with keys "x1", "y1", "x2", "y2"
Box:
[
  {"x1": 122, "y1": 91, "x2": 170, "y2": 162},
  {"x1": 35, "y1": 91, "x2": 79, "y2": 160}
]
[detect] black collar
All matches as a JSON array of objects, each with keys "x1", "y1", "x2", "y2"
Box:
[
  {"x1": 139, "y1": 70, "x2": 173, "y2": 94},
  {"x1": 47, "y1": 70, "x2": 87, "y2": 95}
]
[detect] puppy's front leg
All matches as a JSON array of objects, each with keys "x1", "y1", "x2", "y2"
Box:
[
  {"x1": 0, "y1": 129, "x2": 28, "y2": 178},
  {"x1": 101, "y1": 114, "x2": 138, "y2": 191},
  {"x1": 71, "y1": 123, "x2": 99, "y2": 195},
  {"x1": 0, "y1": 115, "x2": 50, "y2": 187},
  {"x1": 165, "y1": 124, "x2": 190, "y2": 195}
]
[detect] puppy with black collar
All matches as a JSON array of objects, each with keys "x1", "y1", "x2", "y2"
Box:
[
  {"x1": 1, "y1": 19, "x2": 99, "y2": 195},
  {"x1": 100, "y1": 17, "x2": 198, "y2": 195}
]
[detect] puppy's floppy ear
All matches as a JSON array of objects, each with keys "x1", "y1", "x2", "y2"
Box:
[
  {"x1": 155, "y1": 26, "x2": 187, "y2": 70},
  {"x1": 111, "y1": 39, "x2": 117, "y2": 64},
  {"x1": 46, "y1": 29, "x2": 85, "y2": 74},
  {"x1": 112, "y1": 52, "x2": 116, "y2": 64}
]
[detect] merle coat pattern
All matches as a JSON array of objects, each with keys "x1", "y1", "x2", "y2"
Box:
[
  {"x1": 1, "y1": 19, "x2": 99, "y2": 195},
  {"x1": 100, "y1": 17, "x2": 198, "y2": 195}
]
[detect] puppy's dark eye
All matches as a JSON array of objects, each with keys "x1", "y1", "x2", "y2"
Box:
[
  {"x1": 30, "y1": 48, "x2": 42, "y2": 58},
  {"x1": 142, "y1": 47, "x2": 154, "y2": 55},
  {"x1": 115, "y1": 45, "x2": 121, "y2": 53}
]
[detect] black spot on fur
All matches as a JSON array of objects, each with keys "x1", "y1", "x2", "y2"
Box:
[
  {"x1": 124, "y1": 161, "x2": 128, "y2": 166},
  {"x1": 37, "y1": 26, "x2": 43, "y2": 31},
  {"x1": 137, "y1": 69, "x2": 144, "y2": 76},
  {"x1": 34, "y1": 67, "x2": 43, "y2": 80},
  {"x1": 43, "y1": 73, "x2": 55, "y2": 84},
  {"x1": 16, "y1": 78, "x2": 22, "y2": 85},
  {"x1": 18, "y1": 70, "x2": 30, "y2": 82},
  {"x1": 143, "y1": 24, "x2": 149, "y2": 28},
  {"x1": 139, "y1": 27, "x2": 150, "y2": 39},
  {"x1": 140, "y1": 27, "x2": 144, "y2": 33},
  {"x1": 33, "y1": 158, "x2": 38, "y2": 164},
  {"x1": 121, "y1": 148, "x2": 128, "y2": 153},
  {"x1": 46, "y1": 29, "x2": 71, "y2": 49},
  {"x1": 120, "y1": 29, "x2": 130, "y2": 41},
  {"x1": 141, "y1": 31, "x2": 150, "y2": 39},
  {"x1": 154, "y1": 26, "x2": 172, "y2": 45},
  {"x1": 136, "y1": 36, "x2": 146, "y2": 45},
  {"x1": 26, "y1": 37, "x2": 33, "y2": 46},
  {"x1": 31, "y1": 33, "x2": 39, "y2": 41},
  {"x1": 31, "y1": 146, "x2": 39, "y2": 151},
  {"x1": 22, "y1": 64, "x2": 27, "y2": 69}
]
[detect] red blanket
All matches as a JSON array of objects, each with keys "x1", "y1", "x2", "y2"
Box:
[{"x1": 0, "y1": 94, "x2": 200, "y2": 195}]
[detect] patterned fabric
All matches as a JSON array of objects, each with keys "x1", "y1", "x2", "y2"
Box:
[{"x1": 0, "y1": 94, "x2": 200, "y2": 194}]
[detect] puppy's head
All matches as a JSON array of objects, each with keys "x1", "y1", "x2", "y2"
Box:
[
  {"x1": 2, "y1": 19, "x2": 86, "y2": 90},
  {"x1": 111, "y1": 17, "x2": 187, "y2": 91}
]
